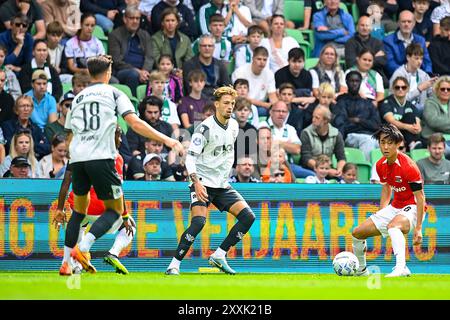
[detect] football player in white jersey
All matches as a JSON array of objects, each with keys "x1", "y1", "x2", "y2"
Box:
[
  {"x1": 166, "y1": 86, "x2": 256, "y2": 275},
  {"x1": 65, "y1": 55, "x2": 184, "y2": 273}
]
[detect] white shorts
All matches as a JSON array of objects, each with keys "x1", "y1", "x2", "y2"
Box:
[
  {"x1": 81, "y1": 214, "x2": 124, "y2": 235},
  {"x1": 369, "y1": 204, "x2": 423, "y2": 238}
]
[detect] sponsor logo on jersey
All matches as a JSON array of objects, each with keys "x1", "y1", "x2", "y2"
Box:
[
  {"x1": 392, "y1": 186, "x2": 406, "y2": 192},
  {"x1": 193, "y1": 137, "x2": 201, "y2": 146},
  {"x1": 395, "y1": 176, "x2": 402, "y2": 183},
  {"x1": 111, "y1": 185, "x2": 123, "y2": 199},
  {"x1": 76, "y1": 95, "x2": 84, "y2": 103}
]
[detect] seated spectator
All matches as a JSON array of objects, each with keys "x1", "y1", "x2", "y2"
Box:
[
  {"x1": 310, "y1": 44, "x2": 347, "y2": 100},
  {"x1": 25, "y1": 69, "x2": 57, "y2": 130},
  {"x1": 345, "y1": 48, "x2": 384, "y2": 107},
  {"x1": 305, "y1": 154, "x2": 331, "y2": 184},
  {"x1": 261, "y1": 146, "x2": 295, "y2": 183},
  {"x1": 183, "y1": 33, "x2": 230, "y2": 100},
  {"x1": 1, "y1": 95, "x2": 50, "y2": 160},
  {"x1": 0, "y1": 127, "x2": 5, "y2": 164},
  {"x1": 417, "y1": 132, "x2": 450, "y2": 183},
  {"x1": 192, "y1": 14, "x2": 232, "y2": 62},
  {"x1": 232, "y1": 46, "x2": 277, "y2": 116},
  {"x1": 345, "y1": 15, "x2": 388, "y2": 87},
  {"x1": 71, "y1": 70, "x2": 91, "y2": 95},
  {"x1": 0, "y1": 0, "x2": 46, "y2": 40},
  {"x1": 222, "y1": 0, "x2": 252, "y2": 44},
  {"x1": 233, "y1": 78, "x2": 259, "y2": 127},
  {"x1": 300, "y1": 105, "x2": 346, "y2": 178},
  {"x1": 151, "y1": 0, "x2": 197, "y2": 39},
  {"x1": 370, "y1": 139, "x2": 407, "y2": 184},
  {"x1": 64, "y1": 13, "x2": 105, "y2": 76},
  {"x1": 152, "y1": 7, "x2": 194, "y2": 72},
  {"x1": 383, "y1": 10, "x2": 432, "y2": 78},
  {"x1": 2, "y1": 155, "x2": 32, "y2": 178},
  {"x1": 18, "y1": 39, "x2": 63, "y2": 102},
  {"x1": 260, "y1": 14, "x2": 300, "y2": 73},
  {"x1": 380, "y1": 76, "x2": 423, "y2": 151},
  {"x1": 357, "y1": 0, "x2": 399, "y2": 33},
  {"x1": 126, "y1": 95, "x2": 173, "y2": 156},
  {"x1": 430, "y1": 0, "x2": 450, "y2": 36},
  {"x1": 0, "y1": 13, "x2": 33, "y2": 73},
  {"x1": 178, "y1": 69, "x2": 208, "y2": 129},
  {"x1": 44, "y1": 91, "x2": 74, "y2": 142},
  {"x1": 332, "y1": 71, "x2": 381, "y2": 161},
  {"x1": 366, "y1": 2, "x2": 384, "y2": 40},
  {"x1": 0, "y1": 69, "x2": 15, "y2": 123},
  {"x1": 412, "y1": 0, "x2": 433, "y2": 45},
  {"x1": 0, "y1": 44, "x2": 21, "y2": 100},
  {"x1": 312, "y1": 0, "x2": 355, "y2": 58},
  {"x1": 428, "y1": 16, "x2": 450, "y2": 76},
  {"x1": 138, "y1": 153, "x2": 175, "y2": 181},
  {"x1": 233, "y1": 97, "x2": 257, "y2": 166},
  {"x1": 109, "y1": 5, "x2": 153, "y2": 96},
  {"x1": 157, "y1": 54, "x2": 183, "y2": 104},
  {"x1": 234, "y1": 24, "x2": 263, "y2": 70},
  {"x1": 80, "y1": 0, "x2": 126, "y2": 34},
  {"x1": 229, "y1": 155, "x2": 260, "y2": 182},
  {"x1": 243, "y1": 0, "x2": 289, "y2": 35},
  {"x1": 390, "y1": 43, "x2": 436, "y2": 113},
  {"x1": 45, "y1": 22, "x2": 65, "y2": 78},
  {"x1": 303, "y1": 82, "x2": 336, "y2": 129},
  {"x1": 421, "y1": 75, "x2": 450, "y2": 154},
  {"x1": 37, "y1": 133, "x2": 67, "y2": 178},
  {"x1": 340, "y1": 162, "x2": 360, "y2": 184},
  {"x1": 0, "y1": 129, "x2": 39, "y2": 177},
  {"x1": 41, "y1": 0, "x2": 81, "y2": 39}
]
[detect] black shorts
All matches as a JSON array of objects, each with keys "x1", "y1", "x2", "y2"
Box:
[
  {"x1": 71, "y1": 159, "x2": 123, "y2": 200},
  {"x1": 189, "y1": 185, "x2": 245, "y2": 212}
]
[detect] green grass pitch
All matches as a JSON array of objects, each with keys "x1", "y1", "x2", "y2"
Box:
[{"x1": 1, "y1": 272, "x2": 450, "y2": 299}]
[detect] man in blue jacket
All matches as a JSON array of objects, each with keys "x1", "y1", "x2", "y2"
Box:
[
  {"x1": 312, "y1": 0, "x2": 355, "y2": 57},
  {"x1": 383, "y1": 10, "x2": 432, "y2": 78}
]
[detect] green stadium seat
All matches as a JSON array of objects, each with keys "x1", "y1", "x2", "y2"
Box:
[
  {"x1": 259, "y1": 116, "x2": 267, "y2": 123},
  {"x1": 136, "y1": 84, "x2": 147, "y2": 102},
  {"x1": 118, "y1": 116, "x2": 128, "y2": 134},
  {"x1": 370, "y1": 148, "x2": 383, "y2": 165},
  {"x1": 351, "y1": 2, "x2": 360, "y2": 25},
  {"x1": 305, "y1": 58, "x2": 319, "y2": 70},
  {"x1": 111, "y1": 83, "x2": 139, "y2": 110},
  {"x1": 410, "y1": 148, "x2": 430, "y2": 161},
  {"x1": 93, "y1": 25, "x2": 109, "y2": 54},
  {"x1": 339, "y1": 2, "x2": 349, "y2": 13},
  {"x1": 285, "y1": 28, "x2": 312, "y2": 58},
  {"x1": 227, "y1": 56, "x2": 235, "y2": 76},
  {"x1": 295, "y1": 178, "x2": 306, "y2": 183},
  {"x1": 284, "y1": 1, "x2": 305, "y2": 26},
  {"x1": 444, "y1": 134, "x2": 450, "y2": 141},
  {"x1": 291, "y1": 153, "x2": 301, "y2": 165},
  {"x1": 62, "y1": 83, "x2": 72, "y2": 95}
]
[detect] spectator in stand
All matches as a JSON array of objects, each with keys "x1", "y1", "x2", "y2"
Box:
[
  {"x1": 345, "y1": 15, "x2": 388, "y2": 88},
  {"x1": 41, "y1": 0, "x2": 81, "y2": 39},
  {"x1": 44, "y1": 91, "x2": 73, "y2": 142},
  {"x1": 157, "y1": 54, "x2": 184, "y2": 104},
  {"x1": 261, "y1": 146, "x2": 296, "y2": 183},
  {"x1": 137, "y1": 153, "x2": 175, "y2": 181},
  {"x1": 310, "y1": 44, "x2": 347, "y2": 100},
  {"x1": 305, "y1": 154, "x2": 331, "y2": 184},
  {"x1": 233, "y1": 78, "x2": 259, "y2": 127},
  {"x1": 303, "y1": 82, "x2": 336, "y2": 129},
  {"x1": 300, "y1": 105, "x2": 346, "y2": 179},
  {"x1": 126, "y1": 95, "x2": 173, "y2": 156},
  {"x1": 340, "y1": 163, "x2": 360, "y2": 184},
  {"x1": 232, "y1": 46, "x2": 277, "y2": 116},
  {"x1": 37, "y1": 133, "x2": 67, "y2": 178},
  {"x1": 151, "y1": 0, "x2": 197, "y2": 39},
  {"x1": 229, "y1": 155, "x2": 260, "y2": 182},
  {"x1": 183, "y1": 33, "x2": 230, "y2": 99},
  {"x1": 383, "y1": 10, "x2": 432, "y2": 78},
  {"x1": 417, "y1": 132, "x2": 450, "y2": 183},
  {"x1": 71, "y1": 70, "x2": 90, "y2": 95},
  {"x1": 0, "y1": 13, "x2": 33, "y2": 73},
  {"x1": 260, "y1": 14, "x2": 300, "y2": 73},
  {"x1": 109, "y1": 5, "x2": 153, "y2": 96},
  {"x1": 151, "y1": 7, "x2": 194, "y2": 71},
  {"x1": 243, "y1": 0, "x2": 289, "y2": 35},
  {"x1": 0, "y1": 69, "x2": 15, "y2": 123},
  {"x1": 412, "y1": 0, "x2": 433, "y2": 45},
  {"x1": 421, "y1": 75, "x2": 450, "y2": 153},
  {"x1": 431, "y1": 0, "x2": 450, "y2": 36},
  {"x1": 178, "y1": 69, "x2": 208, "y2": 129},
  {"x1": 25, "y1": 69, "x2": 57, "y2": 130},
  {"x1": 0, "y1": 0, "x2": 46, "y2": 40},
  {"x1": 345, "y1": 48, "x2": 385, "y2": 107},
  {"x1": 366, "y1": 2, "x2": 385, "y2": 40},
  {"x1": 222, "y1": 0, "x2": 252, "y2": 44},
  {"x1": 0, "y1": 44, "x2": 21, "y2": 100},
  {"x1": 0, "y1": 129, "x2": 39, "y2": 177},
  {"x1": 390, "y1": 43, "x2": 436, "y2": 113},
  {"x1": 312, "y1": 0, "x2": 355, "y2": 58},
  {"x1": 379, "y1": 76, "x2": 423, "y2": 151},
  {"x1": 0, "y1": 128, "x2": 5, "y2": 164},
  {"x1": 233, "y1": 97, "x2": 257, "y2": 167},
  {"x1": 234, "y1": 25, "x2": 263, "y2": 70},
  {"x1": 45, "y1": 22, "x2": 65, "y2": 78},
  {"x1": 2, "y1": 155, "x2": 32, "y2": 178},
  {"x1": 80, "y1": 0, "x2": 126, "y2": 34},
  {"x1": 18, "y1": 39, "x2": 63, "y2": 102},
  {"x1": 357, "y1": 0, "x2": 399, "y2": 33},
  {"x1": 1, "y1": 95, "x2": 50, "y2": 160},
  {"x1": 428, "y1": 16, "x2": 450, "y2": 76},
  {"x1": 332, "y1": 71, "x2": 381, "y2": 161},
  {"x1": 64, "y1": 13, "x2": 105, "y2": 76}
]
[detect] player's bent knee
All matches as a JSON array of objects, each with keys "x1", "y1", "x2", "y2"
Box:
[
  {"x1": 189, "y1": 216, "x2": 206, "y2": 235},
  {"x1": 352, "y1": 227, "x2": 365, "y2": 240},
  {"x1": 237, "y1": 207, "x2": 255, "y2": 229}
]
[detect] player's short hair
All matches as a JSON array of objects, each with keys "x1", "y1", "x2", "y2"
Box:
[
  {"x1": 253, "y1": 46, "x2": 269, "y2": 58},
  {"x1": 406, "y1": 43, "x2": 424, "y2": 57},
  {"x1": 213, "y1": 86, "x2": 238, "y2": 101},
  {"x1": 288, "y1": 47, "x2": 305, "y2": 61},
  {"x1": 234, "y1": 97, "x2": 251, "y2": 111},
  {"x1": 428, "y1": 132, "x2": 446, "y2": 147},
  {"x1": 247, "y1": 25, "x2": 264, "y2": 36},
  {"x1": 87, "y1": 55, "x2": 113, "y2": 78},
  {"x1": 149, "y1": 70, "x2": 166, "y2": 82},
  {"x1": 209, "y1": 13, "x2": 225, "y2": 24},
  {"x1": 188, "y1": 69, "x2": 206, "y2": 82},
  {"x1": 233, "y1": 78, "x2": 249, "y2": 88},
  {"x1": 372, "y1": 123, "x2": 404, "y2": 144},
  {"x1": 46, "y1": 21, "x2": 64, "y2": 36},
  {"x1": 72, "y1": 70, "x2": 91, "y2": 86},
  {"x1": 140, "y1": 95, "x2": 163, "y2": 116},
  {"x1": 279, "y1": 82, "x2": 295, "y2": 93},
  {"x1": 440, "y1": 16, "x2": 450, "y2": 29},
  {"x1": 314, "y1": 154, "x2": 331, "y2": 168}
]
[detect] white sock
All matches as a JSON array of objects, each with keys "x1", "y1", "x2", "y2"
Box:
[
  {"x1": 388, "y1": 228, "x2": 406, "y2": 269},
  {"x1": 77, "y1": 226, "x2": 86, "y2": 243},
  {"x1": 168, "y1": 257, "x2": 181, "y2": 270},
  {"x1": 213, "y1": 247, "x2": 227, "y2": 258},
  {"x1": 63, "y1": 246, "x2": 72, "y2": 264},
  {"x1": 78, "y1": 232, "x2": 96, "y2": 252},
  {"x1": 352, "y1": 236, "x2": 367, "y2": 270},
  {"x1": 109, "y1": 226, "x2": 134, "y2": 257}
]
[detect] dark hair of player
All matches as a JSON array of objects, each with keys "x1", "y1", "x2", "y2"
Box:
[
  {"x1": 372, "y1": 123, "x2": 404, "y2": 143},
  {"x1": 87, "y1": 54, "x2": 113, "y2": 77}
]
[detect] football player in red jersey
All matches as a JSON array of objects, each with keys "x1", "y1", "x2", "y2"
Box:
[{"x1": 351, "y1": 124, "x2": 426, "y2": 277}]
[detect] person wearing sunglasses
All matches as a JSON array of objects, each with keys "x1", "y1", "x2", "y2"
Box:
[
  {"x1": 421, "y1": 75, "x2": 450, "y2": 157},
  {"x1": 379, "y1": 76, "x2": 423, "y2": 151},
  {"x1": 0, "y1": 0, "x2": 46, "y2": 40},
  {"x1": 44, "y1": 91, "x2": 74, "y2": 142}
]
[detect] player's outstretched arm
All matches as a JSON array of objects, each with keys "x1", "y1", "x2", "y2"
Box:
[
  {"x1": 413, "y1": 189, "x2": 425, "y2": 246},
  {"x1": 52, "y1": 168, "x2": 73, "y2": 230},
  {"x1": 379, "y1": 183, "x2": 392, "y2": 210}
]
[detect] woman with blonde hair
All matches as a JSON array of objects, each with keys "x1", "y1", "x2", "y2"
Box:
[{"x1": 0, "y1": 129, "x2": 39, "y2": 177}]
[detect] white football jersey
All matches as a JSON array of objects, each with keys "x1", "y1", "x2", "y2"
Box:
[
  {"x1": 189, "y1": 115, "x2": 239, "y2": 188},
  {"x1": 65, "y1": 83, "x2": 135, "y2": 163}
]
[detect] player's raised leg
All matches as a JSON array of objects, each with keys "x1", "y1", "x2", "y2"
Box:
[
  {"x1": 385, "y1": 214, "x2": 412, "y2": 277},
  {"x1": 104, "y1": 217, "x2": 136, "y2": 275},
  {"x1": 352, "y1": 218, "x2": 381, "y2": 276}
]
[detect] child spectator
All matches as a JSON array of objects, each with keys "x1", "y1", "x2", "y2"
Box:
[
  {"x1": 340, "y1": 163, "x2": 360, "y2": 184},
  {"x1": 71, "y1": 70, "x2": 91, "y2": 95},
  {"x1": 305, "y1": 154, "x2": 331, "y2": 184},
  {"x1": 0, "y1": 44, "x2": 21, "y2": 100},
  {"x1": 156, "y1": 54, "x2": 183, "y2": 104},
  {"x1": 303, "y1": 82, "x2": 336, "y2": 129},
  {"x1": 233, "y1": 78, "x2": 259, "y2": 127},
  {"x1": 367, "y1": 2, "x2": 385, "y2": 40},
  {"x1": 46, "y1": 22, "x2": 66, "y2": 79},
  {"x1": 177, "y1": 69, "x2": 208, "y2": 129},
  {"x1": 412, "y1": 0, "x2": 434, "y2": 45},
  {"x1": 233, "y1": 97, "x2": 257, "y2": 167},
  {"x1": 234, "y1": 25, "x2": 264, "y2": 70},
  {"x1": 261, "y1": 146, "x2": 295, "y2": 183}
]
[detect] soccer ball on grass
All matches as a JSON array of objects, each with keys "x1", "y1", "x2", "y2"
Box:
[{"x1": 333, "y1": 251, "x2": 359, "y2": 276}]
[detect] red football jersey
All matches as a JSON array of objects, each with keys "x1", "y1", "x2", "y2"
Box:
[
  {"x1": 68, "y1": 154, "x2": 124, "y2": 216},
  {"x1": 376, "y1": 152, "x2": 423, "y2": 209}
]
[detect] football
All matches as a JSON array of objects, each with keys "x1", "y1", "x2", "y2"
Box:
[{"x1": 333, "y1": 251, "x2": 359, "y2": 276}]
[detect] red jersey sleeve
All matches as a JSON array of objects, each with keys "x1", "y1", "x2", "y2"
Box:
[
  {"x1": 404, "y1": 159, "x2": 422, "y2": 184},
  {"x1": 376, "y1": 158, "x2": 387, "y2": 184}
]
